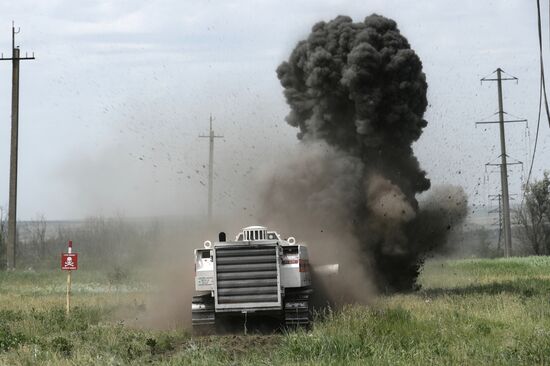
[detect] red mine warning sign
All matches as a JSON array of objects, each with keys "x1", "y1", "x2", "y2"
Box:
[
  {"x1": 61, "y1": 241, "x2": 78, "y2": 270},
  {"x1": 61, "y1": 253, "x2": 78, "y2": 270}
]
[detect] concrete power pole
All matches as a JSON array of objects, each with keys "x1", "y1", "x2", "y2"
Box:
[
  {"x1": 488, "y1": 194, "x2": 503, "y2": 252},
  {"x1": 478, "y1": 68, "x2": 526, "y2": 257},
  {"x1": 488, "y1": 193, "x2": 518, "y2": 253},
  {"x1": 0, "y1": 22, "x2": 35, "y2": 269},
  {"x1": 199, "y1": 115, "x2": 223, "y2": 222}
]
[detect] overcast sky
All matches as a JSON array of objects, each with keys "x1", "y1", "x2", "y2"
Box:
[{"x1": 0, "y1": 0, "x2": 548, "y2": 220}]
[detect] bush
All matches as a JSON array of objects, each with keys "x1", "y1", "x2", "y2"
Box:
[
  {"x1": 0, "y1": 310, "x2": 23, "y2": 323},
  {"x1": 31, "y1": 307, "x2": 101, "y2": 332},
  {"x1": 145, "y1": 334, "x2": 175, "y2": 355},
  {"x1": 0, "y1": 325, "x2": 26, "y2": 352},
  {"x1": 50, "y1": 336, "x2": 73, "y2": 357}
]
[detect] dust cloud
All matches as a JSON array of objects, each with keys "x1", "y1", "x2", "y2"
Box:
[{"x1": 125, "y1": 217, "x2": 250, "y2": 330}]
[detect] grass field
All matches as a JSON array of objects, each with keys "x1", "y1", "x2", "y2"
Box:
[{"x1": 1, "y1": 257, "x2": 550, "y2": 365}]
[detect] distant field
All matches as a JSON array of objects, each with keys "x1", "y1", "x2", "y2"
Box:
[{"x1": 1, "y1": 257, "x2": 550, "y2": 365}]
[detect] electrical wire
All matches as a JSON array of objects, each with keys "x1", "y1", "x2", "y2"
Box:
[{"x1": 524, "y1": 0, "x2": 550, "y2": 198}]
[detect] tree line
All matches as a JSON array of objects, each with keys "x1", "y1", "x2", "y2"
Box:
[
  {"x1": 0, "y1": 171, "x2": 549, "y2": 268},
  {"x1": 0, "y1": 213, "x2": 162, "y2": 270},
  {"x1": 516, "y1": 172, "x2": 550, "y2": 255}
]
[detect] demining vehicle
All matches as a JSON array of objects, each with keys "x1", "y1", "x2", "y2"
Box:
[{"x1": 192, "y1": 226, "x2": 312, "y2": 333}]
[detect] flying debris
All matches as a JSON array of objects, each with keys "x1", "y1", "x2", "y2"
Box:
[{"x1": 265, "y1": 14, "x2": 467, "y2": 292}]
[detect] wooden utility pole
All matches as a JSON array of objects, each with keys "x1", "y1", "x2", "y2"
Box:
[
  {"x1": 478, "y1": 68, "x2": 526, "y2": 257},
  {"x1": 0, "y1": 22, "x2": 35, "y2": 269},
  {"x1": 199, "y1": 115, "x2": 223, "y2": 222}
]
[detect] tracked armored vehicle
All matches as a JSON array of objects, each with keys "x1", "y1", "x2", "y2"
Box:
[{"x1": 192, "y1": 226, "x2": 312, "y2": 333}]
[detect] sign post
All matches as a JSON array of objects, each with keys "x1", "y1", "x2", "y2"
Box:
[
  {"x1": 61, "y1": 240, "x2": 78, "y2": 315},
  {"x1": 66, "y1": 262, "x2": 71, "y2": 315}
]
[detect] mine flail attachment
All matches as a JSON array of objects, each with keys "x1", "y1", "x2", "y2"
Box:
[
  {"x1": 192, "y1": 226, "x2": 314, "y2": 334},
  {"x1": 284, "y1": 291, "x2": 312, "y2": 329},
  {"x1": 192, "y1": 295, "x2": 215, "y2": 335}
]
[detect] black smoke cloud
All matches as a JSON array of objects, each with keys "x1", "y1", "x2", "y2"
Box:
[{"x1": 264, "y1": 14, "x2": 467, "y2": 292}]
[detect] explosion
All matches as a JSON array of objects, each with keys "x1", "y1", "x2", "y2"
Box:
[{"x1": 262, "y1": 14, "x2": 467, "y2": 293}]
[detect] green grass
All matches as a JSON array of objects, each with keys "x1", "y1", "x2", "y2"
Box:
[{"x1": 2, "y1": 257, "x2": 550, "y2": 365}]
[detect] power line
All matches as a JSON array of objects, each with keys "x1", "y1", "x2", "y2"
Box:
[
  {"x1": 478, "y1": 68, "x2": 526, "y2": 257},
  {"x1": 525, "y1": 0, "x2": 550, "y2": 194}
]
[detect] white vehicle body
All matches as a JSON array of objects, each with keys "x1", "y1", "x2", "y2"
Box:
[{"x1": 192, "y1": 226, "x2": 312, "y2": 330}]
